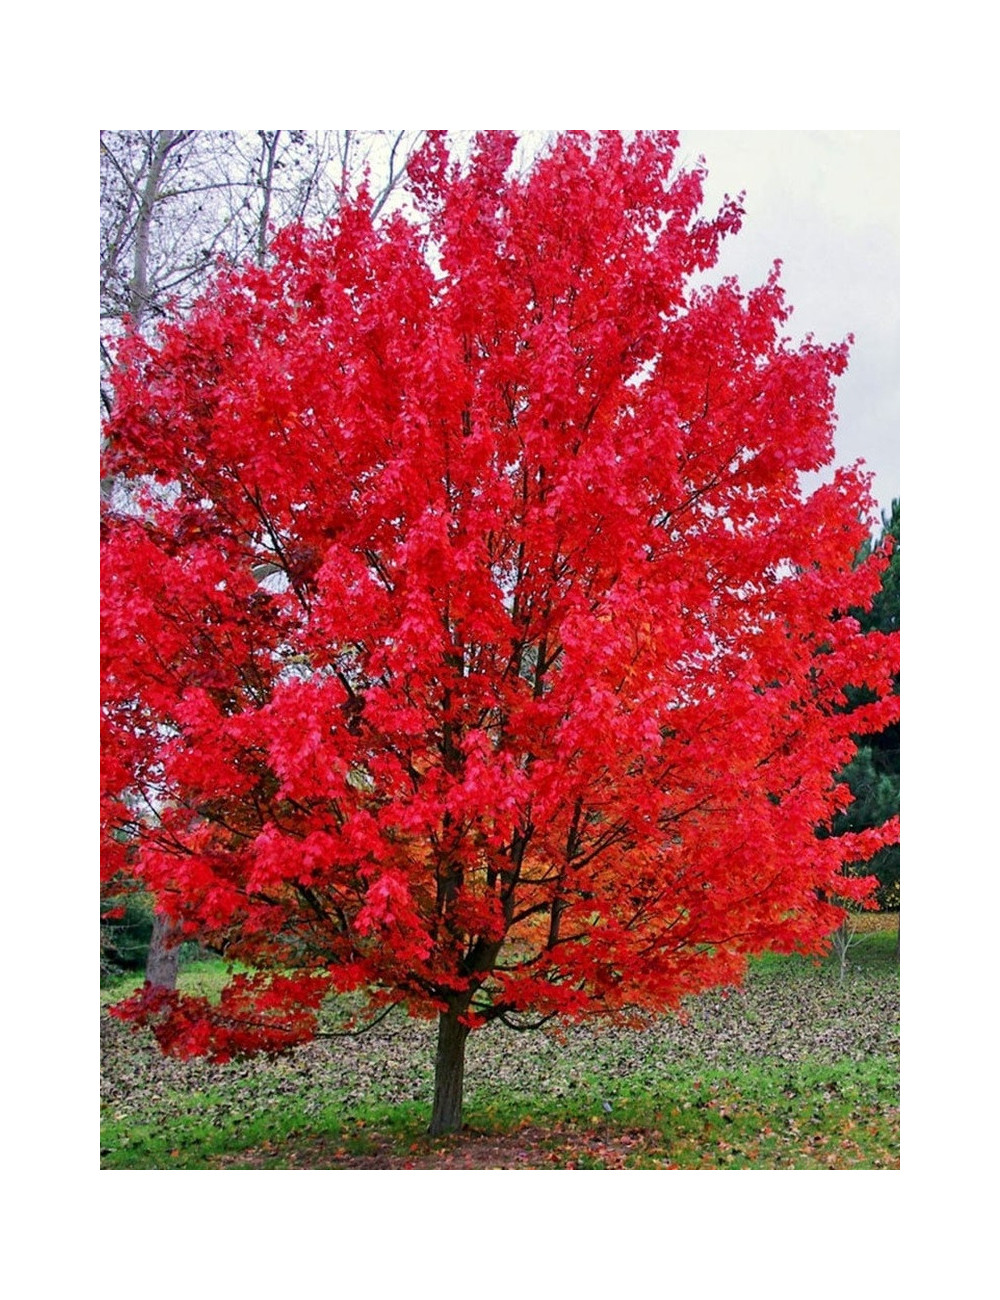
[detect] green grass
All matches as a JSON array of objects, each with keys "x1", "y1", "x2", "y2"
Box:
[
  {"x1": 100, "y1": 1056, "x2": 898, "y2": 1170},
  {"x1": 748, "y1": 926, "x2": 900, "y2": 978},
  {"x1": 101, "y1": 956, "x2": 251, "y2": 1006}
]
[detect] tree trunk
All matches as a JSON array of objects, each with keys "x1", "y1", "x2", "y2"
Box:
[
  {"x1": 429, "y1": 1007, "x2": 470, "y2": 1136},
  {"x1": 131, "y1": 131, "x2": 176, "y2": 326},
  {"x1": 145, "y1": 909, "x2": 180, "y2": 989},
  {"x1": 255, "y1": 130, "x2": 280, "y2": 265}
]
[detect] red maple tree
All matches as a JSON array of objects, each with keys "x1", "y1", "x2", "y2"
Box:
[{"x1": 101, "y1": 131, "x2": 899, "y2": 1134}]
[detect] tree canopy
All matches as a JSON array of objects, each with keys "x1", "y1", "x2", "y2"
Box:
[{"x1": 101, "y1": 130, "x2": 899, "y2": 1132}]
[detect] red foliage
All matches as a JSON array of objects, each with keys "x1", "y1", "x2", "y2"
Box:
[{"x1": 102, "y1": 131, "x2": 899, "y2": 1054}]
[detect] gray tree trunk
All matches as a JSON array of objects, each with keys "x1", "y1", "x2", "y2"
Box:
[
  {"x1": 428, "y1": 1007, "x2": 470, "y2": 1136},
  {"x1": 130, "y1": 131, "x2": 176, "y2": 325},
  {"x1": 255, "y1": 130, "x2": 280, "y2": 265},
  {"x1": 145, "y1": 909, "x2": 180, "y2": 988}
]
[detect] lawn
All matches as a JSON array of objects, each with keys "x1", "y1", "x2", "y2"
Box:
[{"x1": 100, "y1": 919, "x2": 899, "y2": 1169}]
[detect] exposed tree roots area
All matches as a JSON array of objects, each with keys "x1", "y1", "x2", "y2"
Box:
[{"x1": 101, "y1": 935, "x2": 899, "y2": 1169}]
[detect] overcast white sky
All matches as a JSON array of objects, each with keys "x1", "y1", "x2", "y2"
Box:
[{"x1": 677, "y1": 131, "x2": 900, "y2": 515}]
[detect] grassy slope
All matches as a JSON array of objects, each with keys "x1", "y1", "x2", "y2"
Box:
[{"x1": 100, "y1": 925, "x2": 899, "y2": 1169}]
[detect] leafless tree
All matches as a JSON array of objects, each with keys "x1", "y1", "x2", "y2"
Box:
[
  {"x1": 101, "y1": 130, "x2": 423, "y2": 320},
  {"x1": 830, "y1": 914, "x2": 863, "y2": 984}
]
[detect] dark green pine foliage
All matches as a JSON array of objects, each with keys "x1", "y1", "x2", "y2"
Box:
[{"x1": 836, "y1": 500, "x2": 900, "y2": 907}]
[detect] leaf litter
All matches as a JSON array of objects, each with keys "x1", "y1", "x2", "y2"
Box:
[{"x1": 102, "y1": 956, "x2": 898, "y2": 1168}]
